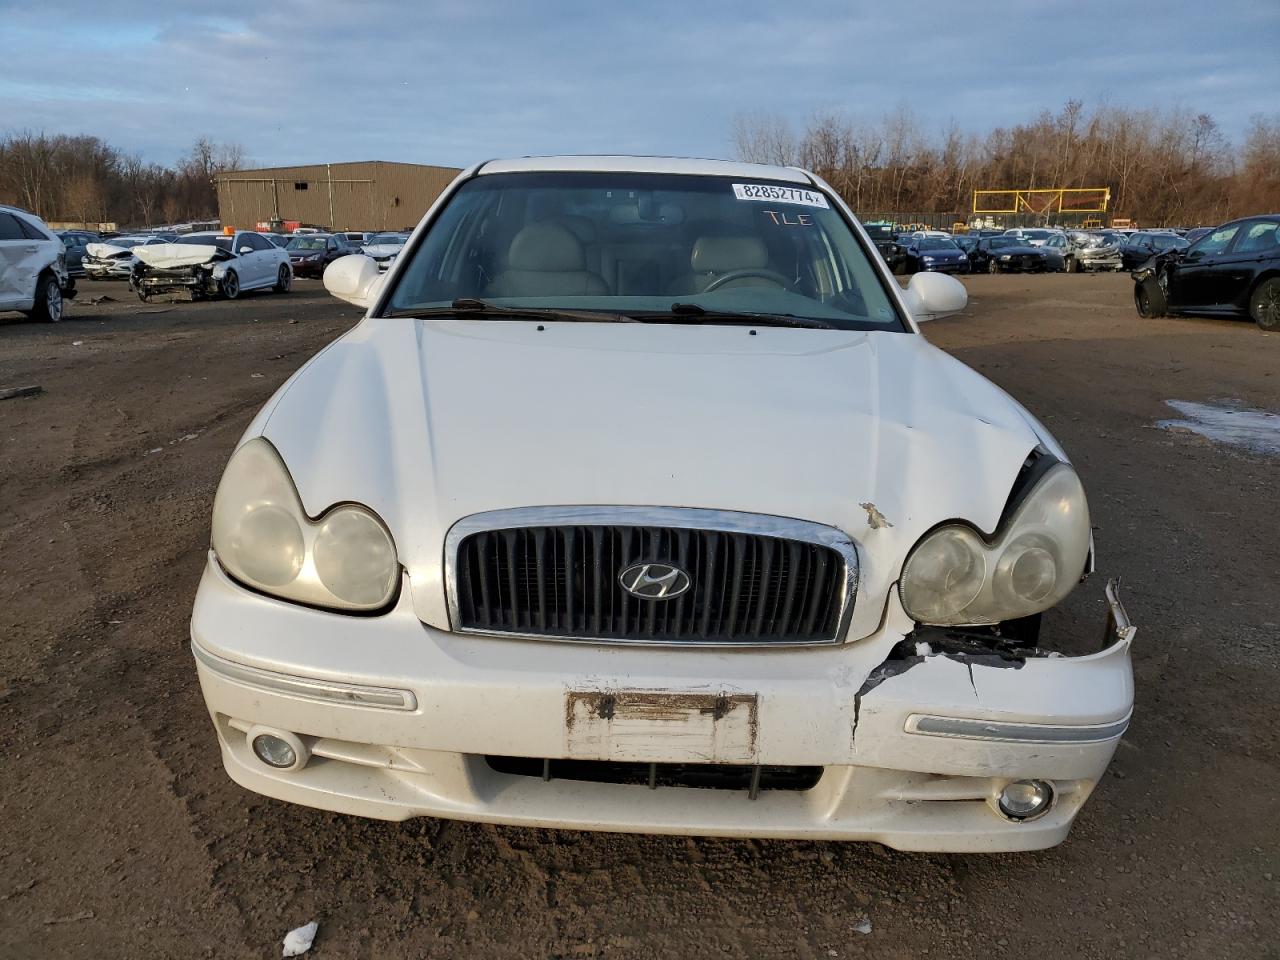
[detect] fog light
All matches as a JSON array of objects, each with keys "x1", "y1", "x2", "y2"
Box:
[
  {"x1": 246, "y1": 726, "x2": 308, "y2": 771},
  {"x1": 998, "y1": 779, "x2": 1054, "y2": 820}
]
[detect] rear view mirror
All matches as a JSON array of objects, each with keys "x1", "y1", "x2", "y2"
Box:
[
  {"x1": 323, "y1": 254, "x2": 384, "y2": 309},
  {"x1": 902, "y1": 271, "x2": 967, "y2": 323}
]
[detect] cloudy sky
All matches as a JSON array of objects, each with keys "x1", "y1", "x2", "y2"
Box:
[{"x1": 2, "y1": 0, "x2": 1275, "y2": 169}]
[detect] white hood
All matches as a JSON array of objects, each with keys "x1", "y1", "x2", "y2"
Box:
[
  {"x1": 134, "y1": 243, "x2": 226, "y2": 268},
  {"x1": 256, "y1": 321, "x2": 1044, "y2": 637},
  {"x1": 85, "y1": 241, "x2": 137, "y2": 258}
]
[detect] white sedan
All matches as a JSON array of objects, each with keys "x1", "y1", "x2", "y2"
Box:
[
  {"x1": 190, "y1": 155, "x2": 1135, "y2": 852},
  {"x1": 133, "y1": 231, "x2": 292, "y2": 300}
]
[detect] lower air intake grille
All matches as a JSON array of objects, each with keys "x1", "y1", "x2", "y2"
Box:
[{"x1": 485, "y1": 756, "x2": 823, "y2": 796}]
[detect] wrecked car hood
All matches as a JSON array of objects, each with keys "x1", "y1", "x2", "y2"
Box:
[
  {"x1": 134, "y1": 243, "x2": 228, "y2": 268},
  {"x1": 85, "y1": 242, "x2": 138, "y2": 258},
  {"x1": 256, "y1": 321, "x2": 1044, "y2": 637}
]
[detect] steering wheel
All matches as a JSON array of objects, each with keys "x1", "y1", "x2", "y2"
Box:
[{"x1": 703, "y1": 268, "x2": 796, "y2": 293}]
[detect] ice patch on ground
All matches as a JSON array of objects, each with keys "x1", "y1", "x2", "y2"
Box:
[{"x1": 1157, "y1": 399, "x2": 1280, "y2": 456}]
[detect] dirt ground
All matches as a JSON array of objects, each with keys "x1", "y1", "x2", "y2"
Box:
[{"x1": 1, "y1": 275, "x2": 1277, "y2": 959}]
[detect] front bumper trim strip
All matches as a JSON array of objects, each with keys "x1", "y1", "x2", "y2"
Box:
[
  {"x1": 905, "y1": 713, "x2": 1131, "y2": 744},
  {"x1": 191, "y1": 642, "x2": 417, "y2": 711}
]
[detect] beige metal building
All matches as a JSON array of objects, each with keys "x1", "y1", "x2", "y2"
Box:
[{"x1": 215, "y1": 161, "x2": 462, "y2": 232}]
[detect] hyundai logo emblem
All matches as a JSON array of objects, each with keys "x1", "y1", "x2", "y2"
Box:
[{"x1": 618, "y1": 561, "x2": 692, "y2": 600}]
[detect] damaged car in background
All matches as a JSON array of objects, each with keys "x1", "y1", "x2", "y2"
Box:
[
  {"x1": 190, "y1": 156, "x2": 1136, "y2": 853},
  {"x1": 132, "y1": 230, "x2": 292, "y2": 301},
  {"x1": 82, "y1": 234, "x2": 175, "y2": 280}
]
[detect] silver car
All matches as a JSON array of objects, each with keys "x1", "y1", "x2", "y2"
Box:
[{"x1": 1066, "y1": 231, "x2": 1124, "y2": 273}]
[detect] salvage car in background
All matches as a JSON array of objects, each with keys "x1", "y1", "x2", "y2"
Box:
[
  {"x1": 1065, "y1": 231, "x2": 1124, "y2": 272},
  {"x1": 360, "y1": 232, "x2": 411, "y2": 271},
  {"x1": 1133, "y1": 215, "x2": 1280, "y2": 330},
  {"x1": 286, "y1": 234, "x2": 358, "y2": 278},
  {"x1": 57, "y1": 230, "x2": 100, "y2": 277},
  {"x1": 901, "y1": 235, "x2": 970, "y2": 274},
  {"x1": 83, "y1": 234, "x2": 174, "y2": 280},
  {"x1": 968, "y1": 235, "x2": 1051, "y2": 273},
  {"x1": 0, "y1": 204, "x2": 74, "y2": 322},
  {"x1": 1119, "y1": 231, "x2": 1189, "y2": 270},
  {"x1": 132, "y1": 230, "x2": 291, "y2": 300},
  {"x1": 190, "y1": 155, "x2": 1137, "y2": 853}
]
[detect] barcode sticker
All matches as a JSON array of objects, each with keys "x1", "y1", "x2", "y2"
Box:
[{"x1": 732, "y1": 183, "x2": 830, "y2": 208}]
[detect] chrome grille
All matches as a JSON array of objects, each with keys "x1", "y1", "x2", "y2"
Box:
[{"x1": 445, "y1": 507, "x2": 858, "y2": 645}]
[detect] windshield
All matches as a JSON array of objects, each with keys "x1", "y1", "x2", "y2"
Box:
[
  {"x1": 385, "y1": 172, "x2": 904, "y2": 330},
  {"x1": 917, "y1": 237, "x2": 957, "y2": 251},
  {"x1": 180, "y1": 235, "x2": 232, "y2": 250},
  {"x1": 368, "y1": 233, "x2": 407, "y2": 245},
  {"x1": 987, "y1": 237, "x2": 1020, "y2": 249},
  {"x1": 287, "y1": 236, "x2": 328, "y2": 251}
]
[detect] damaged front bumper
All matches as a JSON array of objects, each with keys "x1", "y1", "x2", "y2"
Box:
[
  {"x1": 190, "y1": 557, "x2": 1135, "y2": 852},
  {"x1": 132, "y1": 263, "x2": 220, "y2": 297}
]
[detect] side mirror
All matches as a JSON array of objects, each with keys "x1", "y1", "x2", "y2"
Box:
[
  {"x1": 323, "y1": 254, "x2": 384, "y2": 308},
  {"x1": 238, "y1": 246, "x2": 253, "y2": 255},
  {"x1": 901, "y1": 271, "x2": 967, "y2": 323}
]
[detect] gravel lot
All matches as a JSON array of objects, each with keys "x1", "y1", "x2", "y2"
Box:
[{"x1": 2, "y1": 275, "x2": 1276, "y2": 959}]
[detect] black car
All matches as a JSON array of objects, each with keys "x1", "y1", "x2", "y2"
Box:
[
  {"x1": 1183, "y1": 226, "x2": 1213, "y2": 246},
  {"x1": 1132, "y1": 215, "x2": 1280, "y2": 330},
  {"x1": 860, "y1": 222, "x2": 902, "y2": 271},
  {"x1": 284, "y1": 233, "x2": 356, "y2": 277},
  {"x1": 968, "y1": 236, "x2": 1050, "y2": 274},
  {"x1": 901, "y1": 235, "x2": 970, "y2": 274},
  {"x1": 1119, "y1": 231, "x2": 1189, "y2": 270}
]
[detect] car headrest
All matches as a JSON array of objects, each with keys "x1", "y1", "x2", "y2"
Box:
[
  {"x1": 691, "y1": 235, "x2": 769, "y2": 274},
  {"x1": 556, "y1": 216, "x2": 597, "y2": 243},
  {"x1": 507, "y1": 223, "x2": 585, "y2": 272}
]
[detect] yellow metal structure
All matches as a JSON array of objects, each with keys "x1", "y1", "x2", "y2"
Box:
[{"x1": 972, "y1": 187, "x2": 1111, "y2": 215}]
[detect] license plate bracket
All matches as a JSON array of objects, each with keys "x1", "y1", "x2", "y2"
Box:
[{"x1": 564, "y1": 690, "x2": 759, "y2": 763}]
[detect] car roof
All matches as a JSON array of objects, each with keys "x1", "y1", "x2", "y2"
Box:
[{"x1": 476, "y1": 155, "x2": 812, "y2": 183}]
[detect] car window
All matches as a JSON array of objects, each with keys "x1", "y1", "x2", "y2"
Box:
[
  {"x1": 16, "y1": 215, "x2": 47, "y2": 241},
  {"x1": 1188, "y1": 224, "x2": 1239, "y2": 258},
  {"x1": 0, "y1": 213, "x2": 27, "y2": 241},
  {"x1": 387, "y1": 171, "x2": 906, "y2": 331},
  {"x1": 241, "y1": 233, "x2": 270, "y2": 252},
  {"x1": 1236, "y1": 220, "x2": 1279, "y2": 253}
]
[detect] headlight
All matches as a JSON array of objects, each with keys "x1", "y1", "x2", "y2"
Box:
[
  {"x1": 922, "y1": 256, "x2": 935, "y2": 263},
  {"x1": 900, "y1": 463, "x2": 1090, "y2": 625},
  {"x1": 211, "y1": 438, "x2": 399, "y2": 611},
  {"x1": 1000, "y1": 254, "x2": 1012, "y2": 260}
]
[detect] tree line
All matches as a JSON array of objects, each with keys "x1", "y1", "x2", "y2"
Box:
[
  {"x1": 0, "y1": 133, "x2": 246, "y2": 227},
  {"x1": 732, "y1": 101, "x2": 1280, "y2": 226}
]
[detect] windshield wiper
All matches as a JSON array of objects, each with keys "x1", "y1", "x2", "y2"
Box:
[
  {"x1": 385, "y1": 298, "x2": 636, "y2": 323},
  {"x1": 633, "y1": 302, "x2": 837, "y2": 329}
]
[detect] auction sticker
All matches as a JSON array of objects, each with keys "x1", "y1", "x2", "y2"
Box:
[{"x1": 732, "y1": 183, "x2": 830, "y2": 208}]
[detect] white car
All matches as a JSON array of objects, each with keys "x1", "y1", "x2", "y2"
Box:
[
  {"x1": 132, "y1": 231, "x2": 292, "y2": 300},
  {"x1": 190, "y1": 156, "x2": 1136, "y2": 853},
  {"x1": 1002, "y1": 228, "x2": 1056, "y2": 247},
  {"x1": 360, "y1": 232, "x2": 410, "y2": 270},
  {"x1": 82, "y1": 235, "x2": 174, "y2": 280},
  {"x1": 0, "y1": 204, "x2": 73, "y2": 322}
]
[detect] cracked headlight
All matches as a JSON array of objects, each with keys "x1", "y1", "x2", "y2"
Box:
[
  {"x1": 900, "y1": 463, "x2": 1090, "y2": 625},
  {"x1": 211, "y1": 438, "x2": 399, "y2": 611}
]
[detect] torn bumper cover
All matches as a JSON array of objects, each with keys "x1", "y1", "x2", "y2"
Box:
[
  {"x1": 190, "y1": 557, "x2": 1135, "y2": 852},
  {"x1": 132, "y1": 243, "x2": 231, "y2": 297}
]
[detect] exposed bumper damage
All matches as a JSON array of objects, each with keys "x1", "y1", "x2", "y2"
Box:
[
  {"x1": 132, "y1": 244, "x2": 232, "y2": 298},
  {"x1": 190, "y1": 551, "x2": 1135, "y2": 852}
]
